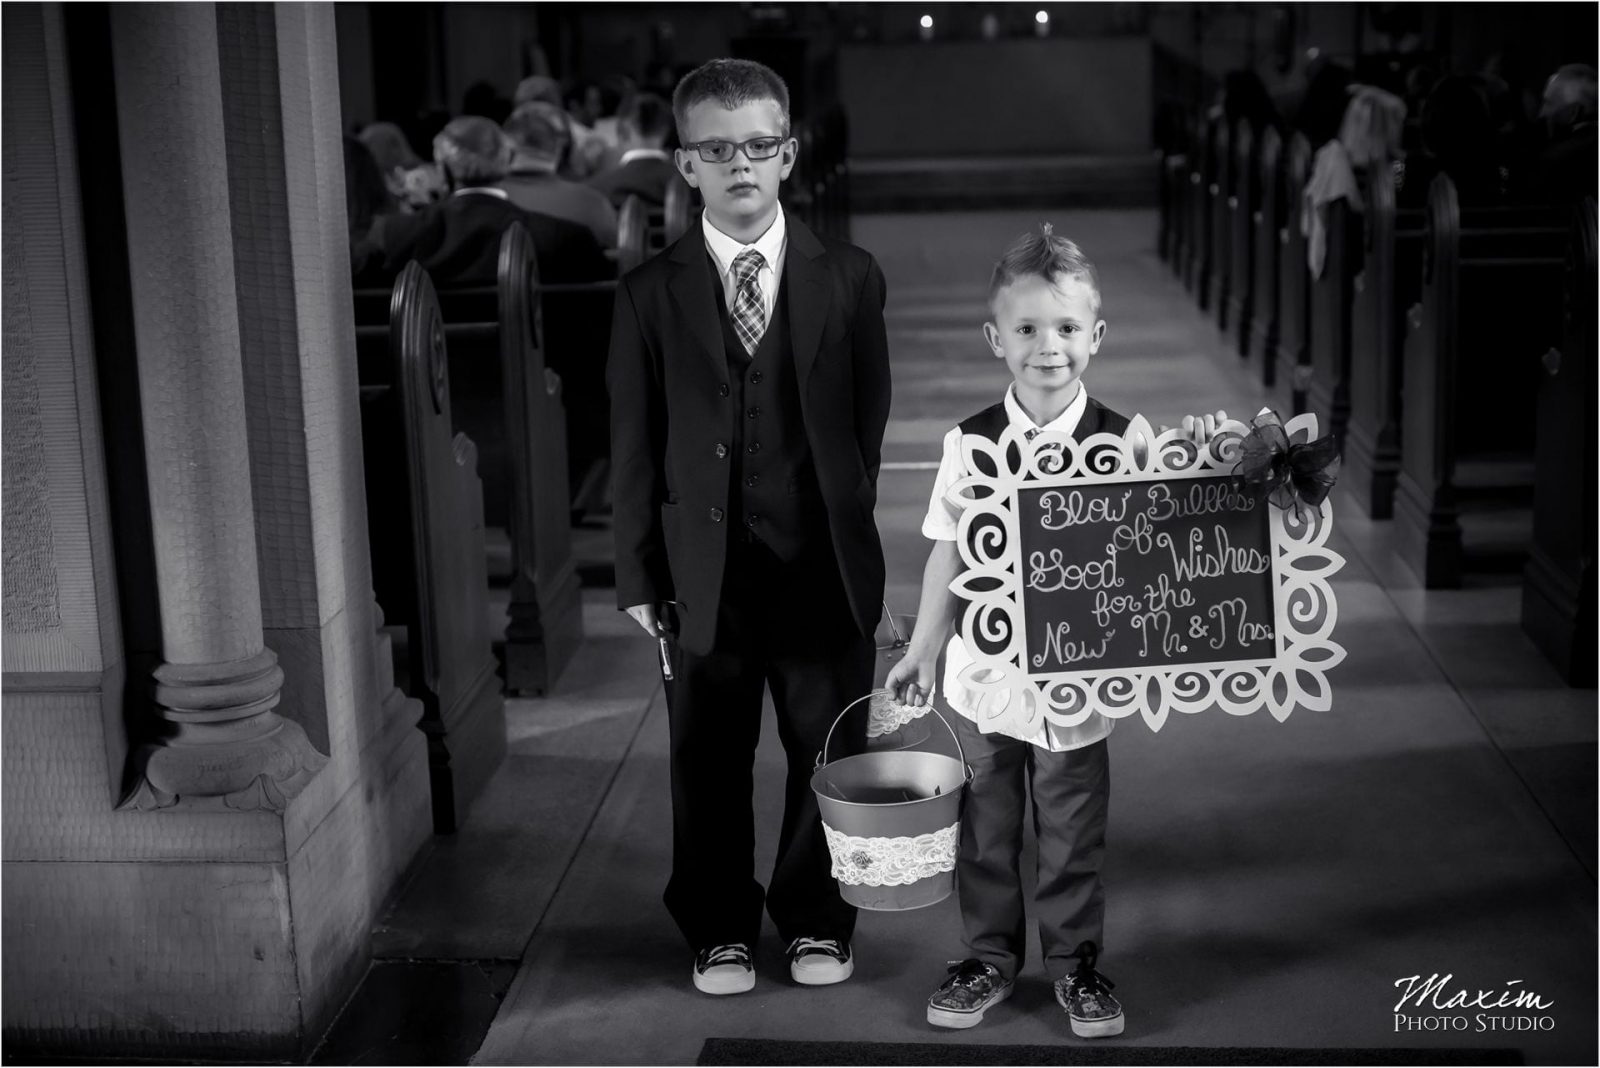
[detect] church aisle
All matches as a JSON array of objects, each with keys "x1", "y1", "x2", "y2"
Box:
[{"x1": 473, "y1": 211, "x2": 1594, "y2": 1066}]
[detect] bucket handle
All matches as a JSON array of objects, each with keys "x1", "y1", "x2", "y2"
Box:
[{"x1": 817, "y1": 688, "x2": 969, "y2": 779}]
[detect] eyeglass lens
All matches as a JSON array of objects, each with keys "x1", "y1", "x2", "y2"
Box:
[{"x1": 696, "y1": 137, "x2": 784, "y2": 163}]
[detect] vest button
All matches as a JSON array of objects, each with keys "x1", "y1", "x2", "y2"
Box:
[
  {"x1": 747, "y1": 442, "x2": 761, "y2": 454},
  {"x1": 746, "y1": 474, "x2": 760, "y2": 487},
  {"x1": 718, "y1": 383, "x2": 730, "y2": 397},
  {"x1": 749, "y1": 370, "x2": 764, "y2": 384},
  {"x1": 747, "y1": 406, "x2": 761, "y2": 419},
  {"x1": 714, "y1": 443, "x2": 728, "y2": 459},
  {"x1": 710, "y1": 508, "x2": 724, "y2": 522}
]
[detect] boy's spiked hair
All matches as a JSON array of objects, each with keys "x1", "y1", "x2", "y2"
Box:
[
  {"x1": 988, "y1": 223, "x2": 1103, "y2": 317},
  {"x1": 671, "y1": 58, "x2": 791, "y2": 142}
]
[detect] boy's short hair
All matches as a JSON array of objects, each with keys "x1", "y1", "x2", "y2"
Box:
[
  {"x1": 988, "y1": 223, "x2": 1104, "y2": 318},
  {"x1": 671, "y1": 58, "x2": 791, "y2": 141}
]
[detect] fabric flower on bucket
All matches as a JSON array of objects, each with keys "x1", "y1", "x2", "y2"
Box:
[
  {"x1": 1230, "y1": 408, "x2": 1341, "y2": 519},
  {"x1": 866, "y1": 689, "x2": 933, "y2": 738}
]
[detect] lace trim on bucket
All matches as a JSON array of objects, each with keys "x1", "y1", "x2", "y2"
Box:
[
  {"x1": 865, "y1": 693, "x2": 934, "y2": 738},
  {"x1": 824, "y1": 822, "x2": 958, "y2": 886}
]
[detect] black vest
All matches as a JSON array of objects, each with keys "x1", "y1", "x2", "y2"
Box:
[{"x1": 711, "y1": 256, "x2": 827, "y2": 561}]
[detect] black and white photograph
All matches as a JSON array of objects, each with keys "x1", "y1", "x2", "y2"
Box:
[{"x1": 1, "y1": 2, "x2": 1595, "y2": 1065}]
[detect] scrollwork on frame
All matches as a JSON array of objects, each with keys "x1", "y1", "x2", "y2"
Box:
[{"x1": 948, "y1": 413, "x2": 1346, "y2": 734}]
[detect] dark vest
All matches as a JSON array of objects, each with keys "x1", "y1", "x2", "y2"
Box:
[
  {"x1": 711, "y1": 256, "x2": 827, "y2": 561},
  {"x1": 952, "y1": 393, "x2": 1130, "y2": 652}
]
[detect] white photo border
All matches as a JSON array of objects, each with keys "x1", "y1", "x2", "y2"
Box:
[{"x1": 948, "y1": 412, "x2": 1347, "y2": 734}]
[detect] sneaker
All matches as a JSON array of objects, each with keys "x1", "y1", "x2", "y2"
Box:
[
  {"x1": 926, "y1": 959, "x2": 1013, "y2": 1029},
  {"x1": 787, "y1": 937, "x2": 854, "y2": 985},
  {"x1": 693, "y1": 943, "x2": 755, "y2": 995},
  {"x1": 1054, "y1": 941, "x2": 1124, "y2": 1037}
]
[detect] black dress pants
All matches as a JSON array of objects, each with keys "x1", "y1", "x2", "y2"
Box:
[{"x1": 663, "y1": 534, "x2": 874, "y2": 951}]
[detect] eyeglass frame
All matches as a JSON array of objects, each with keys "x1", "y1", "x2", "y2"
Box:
[{"x1": 679, "y1": 134, "x2": 794, "y2": 164}]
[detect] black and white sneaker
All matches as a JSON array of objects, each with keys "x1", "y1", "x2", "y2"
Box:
[
  {"x1": 787, "y1": 937, "x2": 853, "y2": 985},
  {"x1": 927, "y1": 959, "x2": 1013, "y2": 1029},
  {"x1": 693, "y1": 943, "x2": 755, "y2": 995},
  {"x1": 1054, "y1": 941, "x2": 1124, "y2": 1037}
]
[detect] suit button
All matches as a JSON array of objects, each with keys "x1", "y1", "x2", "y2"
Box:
[
  {"x1": 746, "y1": 515, "x2": 759, "y2": 527},
  {"x1": 747, "y1": 406, "x2": 761, "y2": 419},
  {"x1": 746, "y1": 474, "x2": 760, "y2": 487},
  {"x1": 718, "y1": 383, "x2": 730, "y2": 397},
  {"x1": 714, "y1": 443, "x2": 728, "y2": 459},
  {"x1": 750, "y1": 370, "x2": 764, "y2": 384},
  {"x1": 710, "y1": 508, "x2": 724, "y2": 522},
  {"x1": 747, "y1": 442, "x2": 761, "y2": 454}
]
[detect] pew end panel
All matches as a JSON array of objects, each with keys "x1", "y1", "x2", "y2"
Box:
[
  {"x1": 1249, "y1": 126, "x2": 1284, "y2": 381},
  {"x1": 1273, "y1": 133, "x2": 1313, "y2": 415},
  {"x1": 1227, "y1": 119, "x2": 1257, "y2": 356},
  {"x1": 1521, "y1": 199, "x2": 1597, "y2": 685}
]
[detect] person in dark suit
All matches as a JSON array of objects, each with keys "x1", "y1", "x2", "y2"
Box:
[
  {"x1": 357, "y1": 115, "x2": 612, "y2": 287},
  {"x1": 607, "y1": 58, "x2": 890, "y2": 996},
  {"x1": 588, "y1": 92, "x2": 679, "y2": 208}
]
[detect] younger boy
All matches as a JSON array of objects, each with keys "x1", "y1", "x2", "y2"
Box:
[{"x1": 885, "y1": 226, "x2": 1219, "y2": 1037}]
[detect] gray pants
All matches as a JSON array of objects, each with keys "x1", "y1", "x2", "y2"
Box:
[{"x1": 952, "y1": 711, "x2": 1109, "y2": 982}]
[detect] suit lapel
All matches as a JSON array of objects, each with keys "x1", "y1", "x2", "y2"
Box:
[
  {"x1": 784, "y1": 212, "x2": 828, "y2": 392},
  {"x1": 667, "y1": 232, "x2": 726, "y2": 377}
]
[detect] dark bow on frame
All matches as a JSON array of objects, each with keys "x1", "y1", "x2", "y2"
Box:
[{"x1": 1230, "y1": 410, "x2": 1342, "y2": 515}]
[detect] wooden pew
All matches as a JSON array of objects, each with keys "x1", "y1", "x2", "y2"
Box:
[
  {"x1": 1272, "y1": 133, "x2": 1313, "y2": 414},
  {"x1": 664, "y1": 176, "x2": 696, "y2": 244},
  {"x1": 1226, "y1": 119, "x2": 1257, "y2": 355},
  {"x1": 1521, "y1": 199, "x2": 1596, "y2": 684},
  {"x1": 1344, "y1": 164, "x2": 1425, "y2": 518},
  {"x1": 358, "y1": 262, "x2": 505, "y2": 833},
  {"x1": 1304, "y1": 186, "x2": 1361, "y2": 447},
  {"x1": 617, "y1": 195, "x2": 650, "y2": 273},
  {"x1": 1183, "y1": 110, "x2": 1214, "y2": 295},
  {"x1": 1205, "y1": 114, "x2": 1232, "y2": 320},
  {"x1": 430, "y1": 225, "x2": 585, "y2": 698},
  {"x1": 1248, "y1": 126, "x2": 1283, "y2": 383},
  {"x1": 1392, "y1": 176, "x2": 1570, "y2": 587},
  {"x1": 1159, "y1": 141, "x2": 1188, "y2": 268}
]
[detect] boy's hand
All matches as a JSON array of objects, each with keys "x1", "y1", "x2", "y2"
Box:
[
  {"x1": 625, "y1": 603, "x2": 665, "y2": 637},
  {"x1": 884, "y1": 648, "x2": 939, "y2": 708},
  {"x1": 1180, "y1": 410, "x2": 1228, "y2": 444}
]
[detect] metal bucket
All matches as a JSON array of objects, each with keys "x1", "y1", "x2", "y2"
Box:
[{"x1": 811, "y1": 691, "x2": 971, "y2": 911}]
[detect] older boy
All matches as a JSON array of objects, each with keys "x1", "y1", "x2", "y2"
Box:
[
  {"x1": 886, "y1": 227, "x2": 1219, "y2": 1036},
  {"x1": 607, "y1": 58, "x2": 891, "y2": 995}
]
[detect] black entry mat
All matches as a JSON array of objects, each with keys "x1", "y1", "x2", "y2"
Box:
[{"x1": 697, "y1": 1039, "x2": 1524, "y2": 1066}]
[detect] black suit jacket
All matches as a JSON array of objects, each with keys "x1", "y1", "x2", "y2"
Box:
[
  {"x1": 607, "y1": 211, "x2": 891, "y2": 655},
  {"x1": 360, "y1": 191, "x2": 612, "y2": 286}
]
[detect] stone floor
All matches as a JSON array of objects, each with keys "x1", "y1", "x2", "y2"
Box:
[{"x1": 313, "y1": 210, "x2": 1597, "y2": 1067}]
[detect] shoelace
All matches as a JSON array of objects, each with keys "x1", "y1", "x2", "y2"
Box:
[
  {"x1": 1062, "y1": 941, "x2": 1116, "y2": 1009},
  {"x1": 788, "y1": 937, "x2": 846, "y2": 960},
  {"x1": 700, "y1": 944, "x2": 749, "y2": 968},
  {"x1": 942, "y1": 958, "x2": 995, "y2": 990}
]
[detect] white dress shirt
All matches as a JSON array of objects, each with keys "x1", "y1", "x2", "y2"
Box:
[
  {"x1": 921, "y1": 381, "x2": 1114, "y2": 752},
  {"x1": 702, "y1": 209, "x2": 787, "y2": 325}
]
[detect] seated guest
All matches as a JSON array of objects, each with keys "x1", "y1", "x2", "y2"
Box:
[
  {"x1": 1530, "y1": 64, "x2": 1596, "y2": 205},
  {"x1": 1400, "y1": 75, "x2": 1502, "y2": 207},
  {"x1": 513, "y1": 75, "x2": 562, "y2": 107},
  {"x1": 357, "y1": 115, "x2": 611, "y2": 287},
  {"x1": 587, "y1": 92, "x2": 677, "y2": 208},
  {"x1": 343, "y1": 136, "x2": 394, "y2": 276},
  {"x1": 499, "y1": 103, "x2": 619, "y2": 246},
  {"x1": 358, "y1": 121, "x2": 444, "y2": 211}
]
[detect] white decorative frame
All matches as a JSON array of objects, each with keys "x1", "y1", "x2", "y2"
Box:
[{"x1": 948, "y1": 412, "x2": 1346, "y2": 733}]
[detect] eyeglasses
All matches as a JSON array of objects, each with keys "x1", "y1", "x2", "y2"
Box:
[{"x1": 682, "y1": 136, "x2": 787, "y2": 164}]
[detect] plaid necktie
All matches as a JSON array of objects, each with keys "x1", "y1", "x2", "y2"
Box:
[{"x1": 730, "y1": 248, "x2": 767, "y2": 356}]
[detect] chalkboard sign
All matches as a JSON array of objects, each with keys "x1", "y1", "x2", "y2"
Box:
[{"x1": 948, "y1": 413, "x2": 1346, "y2": 733}]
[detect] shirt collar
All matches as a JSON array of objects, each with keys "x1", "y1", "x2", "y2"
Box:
[
  {"x1": 702, "y1": 208, "x2": 786, "y2": 280},
  {"x1": 1004, "y1": 380, "x2": 1087, "y2": 437},
  {"x1": 619, "y1": 148, "x2": 672, "y2": 166},
  {"x1": 451, "y1": 186, "x2": 509, "y2": 201}
]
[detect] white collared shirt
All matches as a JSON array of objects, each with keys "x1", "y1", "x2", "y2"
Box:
[
  {"x1": 450, "y1": 186, "x2": 510, "y2": 201},
  {"x1": 920, "y1": 380, "x2": 1113, "y2": 753},
  {"x1": 618, "y1": 147, "x2": 672, "y2": 167},
  {"x1": 702, "y1": 209, "x2": 787, "y2": 324}
]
